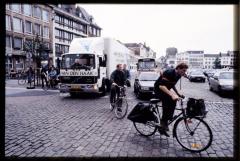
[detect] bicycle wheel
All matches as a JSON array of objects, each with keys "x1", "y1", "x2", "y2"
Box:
[
  {"x1": 133, "y1": 113, "x2": 158, "y2": 136},
  {"x1": 114, "y1": 98, "x2": 128, "y2": 119},
  {"x1": 173, "y1": 117, "x2": 213, "y2": 152},
  {"x1": 18, "y1": 77, "x2": 26, "y2": 85}
]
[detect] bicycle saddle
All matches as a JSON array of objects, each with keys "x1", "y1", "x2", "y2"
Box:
[{"x1": 150, "y1": 98, "x2": 161, "y2": 104}]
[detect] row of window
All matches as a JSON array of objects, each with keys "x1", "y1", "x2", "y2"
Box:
[
  {"x1": 6, "y1": 15, "x2": 49, "y2": 38},
  {"x1": 6, "y1": 35, "x2": 49, "y2": 50},
  {"x1": 55, "y1": 28, "x2": 84, "y2": 44},
  {"x1": 55, "y1": 44, "x2": 69, "y2": 57},
  {"x1": 6, "y1": 4, "x2": 49, "y2": 22},
  {"x1": 55, "y1": 14, "x2": 86, "y2": 33}
]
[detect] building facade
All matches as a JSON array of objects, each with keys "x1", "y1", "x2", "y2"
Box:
[
  {"x1": 5, "y1": 4, "x2": 53, "y2": 73},
  {"x1": 203, "y1": 54, "x2": 218, "y2": 69},
  {"x1": 5, "y1": 3, "x2": 102, "y2": 74},
  {"x1": 124, "y1": 43, "x2": 156, "y2": 59},
  {"x1": 177, "y1": 51, "x2": 204, "y2": 69}
]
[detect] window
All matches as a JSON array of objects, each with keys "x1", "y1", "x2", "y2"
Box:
[
  {"x1": 6, "y1": 4, "x2": 10, "y2": 10},
  {"x1": 42, "y1": 10, "x2": 49, "y2": 22},
  {"x1": 13, "y1": 37, "x2": 22, "y2": 49},
  {"x1": 43, "y1": 26, "x2": 49, "y2": 38},
  {"x1": 23, "y1": 4, "x2": 32, "y2": 16},
  {"x1": 33, "y1": 6, "x2": 41, "y2": 19},
  {"x1": 6, "y1": 15, "x2": 11, "y2": 30},
  {"x1": 34, "y1": 24, "x2": 41, "y2": 35},
  {"x1": 13, "y1": 17, "x2": 22, "y2": 32},
  {"x1": 11, "y1": 4, "x2": 21, "y2": 13},
  {"x1": 25, "y1": 21, "x2": 32, "y2": 33},
  {"x1": 6, "y1": 36, "x2": 11, "y2": 48}
]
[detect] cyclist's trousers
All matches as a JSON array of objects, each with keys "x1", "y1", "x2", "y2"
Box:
[
  {"x1": 110, "y1": 85, "x2": 120, "y2": 104},
  {"x1": 156, "y1": 93, "x2": 177, "y2": 124}
]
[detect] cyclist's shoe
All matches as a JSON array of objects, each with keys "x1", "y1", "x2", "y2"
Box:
[
  {"x1": 158, "y1": 127, "x2": 170, "y2": 137},
  {"x1": 160, "y1": 121, "x2": 169, "y2": 131},
  {"x1": 117, "y1": 107, "x2": 122, "y2": 112},
  {"x1": 110, "y1": 103, "x2": 115, "y2": 110}
]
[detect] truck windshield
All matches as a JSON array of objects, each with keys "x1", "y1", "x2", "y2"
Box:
[{"x1": 61, "y1": 54, "x2": 95, "y2": 69}]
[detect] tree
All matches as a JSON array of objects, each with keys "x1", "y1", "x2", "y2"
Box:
[
  {"x1": 213, "y1": 57, "x2": 221, "y2": 69},
  {"x1": 23, "y1": 34, "x2": 48, "y2": 68}
]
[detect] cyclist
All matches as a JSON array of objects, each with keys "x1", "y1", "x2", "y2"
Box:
[
  {"x1": 154, "y1": 62, "x2": 188, "y2": 137},
  {"x1": 110, "y1": 64, "x2": 126, "y2": 110}
]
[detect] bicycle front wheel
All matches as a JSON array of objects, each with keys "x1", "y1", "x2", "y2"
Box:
[
  {"x1": 174, "y1": 117, "x2": 213, "y2": 152},
  {"x1": 114, "y1": 98, "x2": 128, "y2": 119},
  {"x1": 18, "y1": 77, "x2": 26, "y2": 85}
]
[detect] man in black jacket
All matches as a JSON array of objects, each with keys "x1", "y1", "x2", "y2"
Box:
[
  {"x1": 110, "y1": 64, "x2": 126, "y2": 109},
  {"x1": 154, "y1": 62, "x2": 188, "y2": 137}
]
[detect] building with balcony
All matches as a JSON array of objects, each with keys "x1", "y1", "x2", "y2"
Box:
[{"x1": 5, "y1": 4, "x2": 53, "y2": 73}]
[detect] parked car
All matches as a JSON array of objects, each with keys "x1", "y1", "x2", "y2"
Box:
[
  {"x1": 188, "y1": 70, "x2": 206, "y2": 82},
  {"x1": 134, "y1": 71, "x2": 159, "y2": 98},
  {"x1": 208, "y1": 70, "x2": 235, "y2": 95}
]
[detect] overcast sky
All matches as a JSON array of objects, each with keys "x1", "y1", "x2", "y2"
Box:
[{"x1": 77, "y1": 4, "x2": 235, "y2": 58}]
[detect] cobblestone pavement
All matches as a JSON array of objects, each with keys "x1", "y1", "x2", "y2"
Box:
[{"x1": 5, "y1": 78, "x2": 236, "y2": 158}]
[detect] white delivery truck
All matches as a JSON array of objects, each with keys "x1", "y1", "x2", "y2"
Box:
[{"x1": 59, "y1": 37, "x2": 129, "y2": 96}]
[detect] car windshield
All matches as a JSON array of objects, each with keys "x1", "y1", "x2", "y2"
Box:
[
  {"x1": 61, "y1": 54, "x2": 95, "y2": 69},
  {"x1": 139, "y1": 72, "x2": 159, "y2": 81},
  {"x1": 219, "y1": 72, "x2": 233, "y2": 79}
]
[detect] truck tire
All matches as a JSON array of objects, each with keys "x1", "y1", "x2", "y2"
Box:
[{"x1": 100, "y1": 80, "x2": 107, "y2": 96}]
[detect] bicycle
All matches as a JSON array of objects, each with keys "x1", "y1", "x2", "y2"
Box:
[
  {"x1": 132, "y1": 96, "x2": 213, "y2": 152},
  {"x1": 18, "y1": 72, "x2": 28, "y2": 85},
  {"x1": 110, "y1": 84, "x2": 128, "y2": 119},
  {"x1": 42, "y1": 76, "x2": 59, "y2": 91}
]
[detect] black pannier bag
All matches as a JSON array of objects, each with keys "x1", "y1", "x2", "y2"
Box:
[
  {"x1": 127, "y1": 102, "x2": 156, "y2": 123},
  {"x1": 186, "y1": 98, "x2": 206, "y2": 117}
]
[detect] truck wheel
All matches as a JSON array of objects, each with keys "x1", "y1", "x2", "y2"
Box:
[{"x1": 100, "y1": 81, "x2": 106, "y2": 96}]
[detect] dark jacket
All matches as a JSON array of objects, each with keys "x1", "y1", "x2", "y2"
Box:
[{"x1": 110, "y1": 70, "x2": 126, "y2": 86}]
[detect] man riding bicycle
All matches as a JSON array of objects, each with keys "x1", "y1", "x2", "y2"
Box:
[
  {"x1": 110, "y1": 64, "x2": 126, "y2": 111},
  {"x1": 154, "y1": 62, "x2": 188, "y2": 137}
]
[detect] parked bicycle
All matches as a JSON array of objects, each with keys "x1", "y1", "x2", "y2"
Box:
[
  {"x1": 18, "y1": 72, "x2": 28, "y2": 85},
  {"x1": 42, "y1": 75, "x2": 59, "y2": 91},
  {"x1": 110, "y1": 84, "x2": 128, "y2": 119},
  {"x1": 130, "y1": 96, "x2": 212, "y2": 152}
]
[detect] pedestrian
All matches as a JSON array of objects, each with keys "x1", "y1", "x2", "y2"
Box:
[
  {"x1": 123, "y1": 64, "x2": 131, "y2": 87},
  {"x1": 26, "y1": 66, "x2": 34, "y2": 87},
  {"x1": 154, "y1": 62, "x2": 188, "y2": 137},
  {"x1": 41, "y1": 65, "x2": 48, "y2": 88}
]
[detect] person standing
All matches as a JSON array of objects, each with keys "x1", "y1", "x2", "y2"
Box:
[
  {"x1": 123, "y1": 64, "x2": 131, "y2": 87},
  {"x1": 154, "y1": 62, "x2": 188, "y2": 137},
  {"x1": 26, "y1": 66, "x2": 34, "y2": 87},
  {"x1": 41, "y1": 65, "x2": 48, "y2": 88}
]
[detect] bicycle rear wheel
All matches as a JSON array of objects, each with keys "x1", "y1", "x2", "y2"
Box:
[
  {"x1": 133, "y1": 114, "x2": 158, "y2": 136},
  {"x1": 114, "y1": 98, "x2": 128, "y2": 119},
  {"x1": 174, "y1": 117, "x2": 213, "y2": 152}
]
